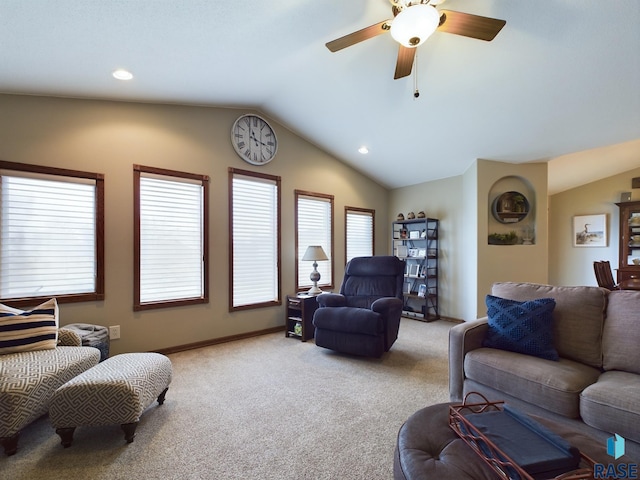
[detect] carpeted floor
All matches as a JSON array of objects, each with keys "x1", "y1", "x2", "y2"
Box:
[{"x1": 4, "y1": 318, "x2": 453, "y2": 480}]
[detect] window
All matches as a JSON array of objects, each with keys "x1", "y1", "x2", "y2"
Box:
[
  {"x1": 229, "y1": 168, "x2": 281, "y2": 310},
  {"x1": 345, "y1": 207, "x2": 375, "y2": 263},
  {"x1": 295, "y1": 190, "x2": 333, "y2": 292},
  {"x1": 0, "y1": 160, "x2": 104, "y2": 306},
  {"x1": 134, "y1": 165, "x2": 209, "y2": 310}
]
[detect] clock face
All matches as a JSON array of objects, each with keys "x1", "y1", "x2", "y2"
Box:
[{"x1": 231, "y1": 114, "x2": 278, "y2": 165}]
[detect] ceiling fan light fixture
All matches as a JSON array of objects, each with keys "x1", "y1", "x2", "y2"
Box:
[{"x1": 390, "y1": 4, "x2": 440, "y2": 48}]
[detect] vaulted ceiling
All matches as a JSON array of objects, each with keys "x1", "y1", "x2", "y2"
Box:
[{"x1": 1, "y1": 0, "x2": 639, "y2": 191}]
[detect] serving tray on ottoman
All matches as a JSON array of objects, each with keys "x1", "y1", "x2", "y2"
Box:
[{"x1": 449, "y1": 393, "x2": 596, "y2": 480}]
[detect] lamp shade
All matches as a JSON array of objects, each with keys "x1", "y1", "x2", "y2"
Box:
[
  {"x1": 302, "y1": 245, "x2": 328, "y2": 262},
  {"x1": 390, "y1": 4, "x2": 440, "y2": 48}
]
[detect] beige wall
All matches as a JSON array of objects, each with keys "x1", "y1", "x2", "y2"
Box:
[
  {"x1": 473, "y1": 159, "x2": 549, "y2": 317},
  {"x1": 549, "y1": 167, "x2": 640, "y2": 286},
  {"x1": 461, "y1": 161, "x2": 480, "y2": 321},
  {"x1": 0, "y1": 94, "x2": 389, "y2": 354},
  {"x1": 391, "y1": 159, "x2": 548, "y2": 321},
  {"x1": 389, "y1": 175, "x2": 464, "y2": 320},
  {"x1": 3, "y1": 94, "x2": 636, "y2": 344},
  {"x1": 391, "y1": 158, "x2": 640, "y2": 321}
]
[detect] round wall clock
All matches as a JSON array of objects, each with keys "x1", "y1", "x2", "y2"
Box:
[{"x1": 231, "y1": 114, "x2": 278, "y2": 166}]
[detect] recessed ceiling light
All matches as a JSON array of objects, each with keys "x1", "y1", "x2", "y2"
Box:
[
  {"x1": 112, "y1": 69, "x2": 133, "y2": 80},
  {"x1": 358, "y1": 146, "x2": 369, "y2": 154}
]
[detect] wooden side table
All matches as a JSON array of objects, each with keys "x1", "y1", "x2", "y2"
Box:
[{"x1": 285, "y1": 294, "x2": 318, "y2": 342}]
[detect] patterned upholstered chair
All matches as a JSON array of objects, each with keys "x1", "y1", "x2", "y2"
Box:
[
  {"x1": 0, "y1": 328, "x2": 100, "y2": 455},
  {"x1": 312, "y1": 256, "x2": 405, "y2": 357}
]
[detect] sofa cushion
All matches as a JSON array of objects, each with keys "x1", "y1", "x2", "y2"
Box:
[
  {"x1": 581, "y1": 371, "x2": 640, "y2": 444},
  {"x1": 491, "y1": 283, "x2": 605, "y2": 368},
  {"x1": 0, "y1": 298, "x2": 59, "y2": 355},
  {"x1": 602, "y1": 290, "x2": 640, "y2": 374},
  {"x1": 484, "y1": 295, "x2": 558, "y2": 361},
  {"x1": 464, "y1": 348, "x2": 601, "y2": 418}
]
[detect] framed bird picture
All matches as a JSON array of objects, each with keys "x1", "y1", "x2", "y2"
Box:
[{"x1": 573, "y1": 214, "x2": 606, "y2": 247}]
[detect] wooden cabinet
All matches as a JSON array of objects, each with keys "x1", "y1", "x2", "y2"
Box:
[
  {"x1": 285, "y1": 294, "x2": 318, "y2": 342},
  {"x1": 616, "y1": 201, "x2": 640, "y2": 282},
  {"x1": 392, "y1": 218, "x2": 439, "y2": 321}
]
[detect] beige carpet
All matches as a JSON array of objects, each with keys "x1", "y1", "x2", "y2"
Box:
[{"x1": 5, "y1": 318, "x2": 453, "y2": 480}]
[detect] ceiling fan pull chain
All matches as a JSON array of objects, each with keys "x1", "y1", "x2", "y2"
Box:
[{"x1": 413, "y1": 50, "x2": 420, "y2": 98}]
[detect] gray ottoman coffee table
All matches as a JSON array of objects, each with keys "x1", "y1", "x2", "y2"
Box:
[
  {"x1": 49, "y1": 352, "x2": 172, "y2": 447},
  {"x1": 394, "y1": 402, "x2": 624, "y2": 480},
  {"x1": 394, "y1": 403, "x2": 497, "y2": 480}
]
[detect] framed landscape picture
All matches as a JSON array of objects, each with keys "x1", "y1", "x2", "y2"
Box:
[{"x1": 573, "y1": 214, "x2": 607, "y2": 247}]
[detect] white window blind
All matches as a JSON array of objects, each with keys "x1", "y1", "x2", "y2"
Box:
[
  {"x1": 139, "y1": 174, "x2": 204, "y2": 304},
  {"x1": 0, "y1": 174, "x2": 96, "y2": 299},
  {"x1": 346, "y1": 209, "x2": 374, "y2": 262},
  {"x1": 297, "y1": 195, "x2": 332, "y2": 288},
  {"x1": 231, "y1": 174, "x2": 279, "y2": 308}
]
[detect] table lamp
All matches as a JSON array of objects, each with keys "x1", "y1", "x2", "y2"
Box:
[{"x1": 302, "y1": 245, "x2": 328, "y2": 295}]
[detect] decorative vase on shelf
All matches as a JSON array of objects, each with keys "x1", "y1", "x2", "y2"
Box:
[{"x1": 521, "y1": 225, "x2": 534, "y2": 245}]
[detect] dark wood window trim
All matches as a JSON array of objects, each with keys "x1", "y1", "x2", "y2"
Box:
[
  {"x1": 133, "y1": 164, "x2": 210, "y2": 311},
  {"x1": 294, "y1": 189, "x2": 335, "y2": 293},
  {"x1": 0, "y1": 160, "x2": 105, "y2": 307},
  {"x1": 345, "y1": 206, "x2": 375, "y2": 266},
  {"x1": 228, "y1": 167, "x2": 282, "y2": 312}
]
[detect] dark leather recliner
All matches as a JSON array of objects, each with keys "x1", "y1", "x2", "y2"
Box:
[{"x1": 312, "y1": 256, "x2": 405, "y2": 357}]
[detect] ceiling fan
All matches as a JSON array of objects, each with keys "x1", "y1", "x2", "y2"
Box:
[{"x1": 326, "y1": 0, "x2": 506, "y2": 80}]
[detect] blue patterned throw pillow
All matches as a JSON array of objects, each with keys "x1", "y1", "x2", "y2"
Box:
[{"x1": 484, "y1": 295, "x2": 559, "y2": 361}]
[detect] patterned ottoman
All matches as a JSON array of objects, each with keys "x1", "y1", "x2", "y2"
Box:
[{"x1": 49, "y1": 352, "x2": 172, "y2": 447}]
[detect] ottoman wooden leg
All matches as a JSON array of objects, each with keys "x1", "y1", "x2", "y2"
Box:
[
  {"x1": 157, "y1": 387, "x2": 168, "y2": 405},
  {"x1": 1, "y1": 433, "x2": 20, "y2": 456},
  {"x1": 121, "y1": 422, "x2": 138, "y2": 443},
  {"x1": 56, "y1": 427, "x2": 76, "y2": 448}
]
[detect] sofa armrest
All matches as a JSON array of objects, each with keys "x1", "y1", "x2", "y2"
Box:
[
  {"x1": 316, "y1": 293, "x2": 347, "y2": 308},
  {"x1": 57, "y1": 328, "x2": 82, "y2": 347},
  {"x1": 448, "y1": 317, "x2": 489, "y2": 402}
]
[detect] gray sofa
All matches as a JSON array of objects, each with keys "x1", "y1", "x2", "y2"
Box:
[
  {"x1": 449, "y1": 282, "x2": 640, "y2": 460},
  {"x1": 0, "y1": 328, "x2": 100, "y2": 455}
]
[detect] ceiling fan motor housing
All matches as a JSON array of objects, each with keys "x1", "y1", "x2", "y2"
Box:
[
  {"x1": 390, "y1": 0, "x2": 444, "y2": 12},
  {"x1": 390, "y1": 4, "x2": 440, "y2": 48}
]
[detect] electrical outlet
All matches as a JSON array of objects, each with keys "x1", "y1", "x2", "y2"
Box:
[{"x1": 109, "y1": 325, "x2": 120, "y2": 340}]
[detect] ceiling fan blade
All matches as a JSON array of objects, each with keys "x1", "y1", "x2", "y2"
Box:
[
  {"x1": 394, "y1": 45, "x2": 416, "y2": 80},
  {"x1": 326, "y1": 19, "x2": 392, "y2": 52},
  {"x1": 437, "y1": 10, "x2": 506, "y2": 41}
]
